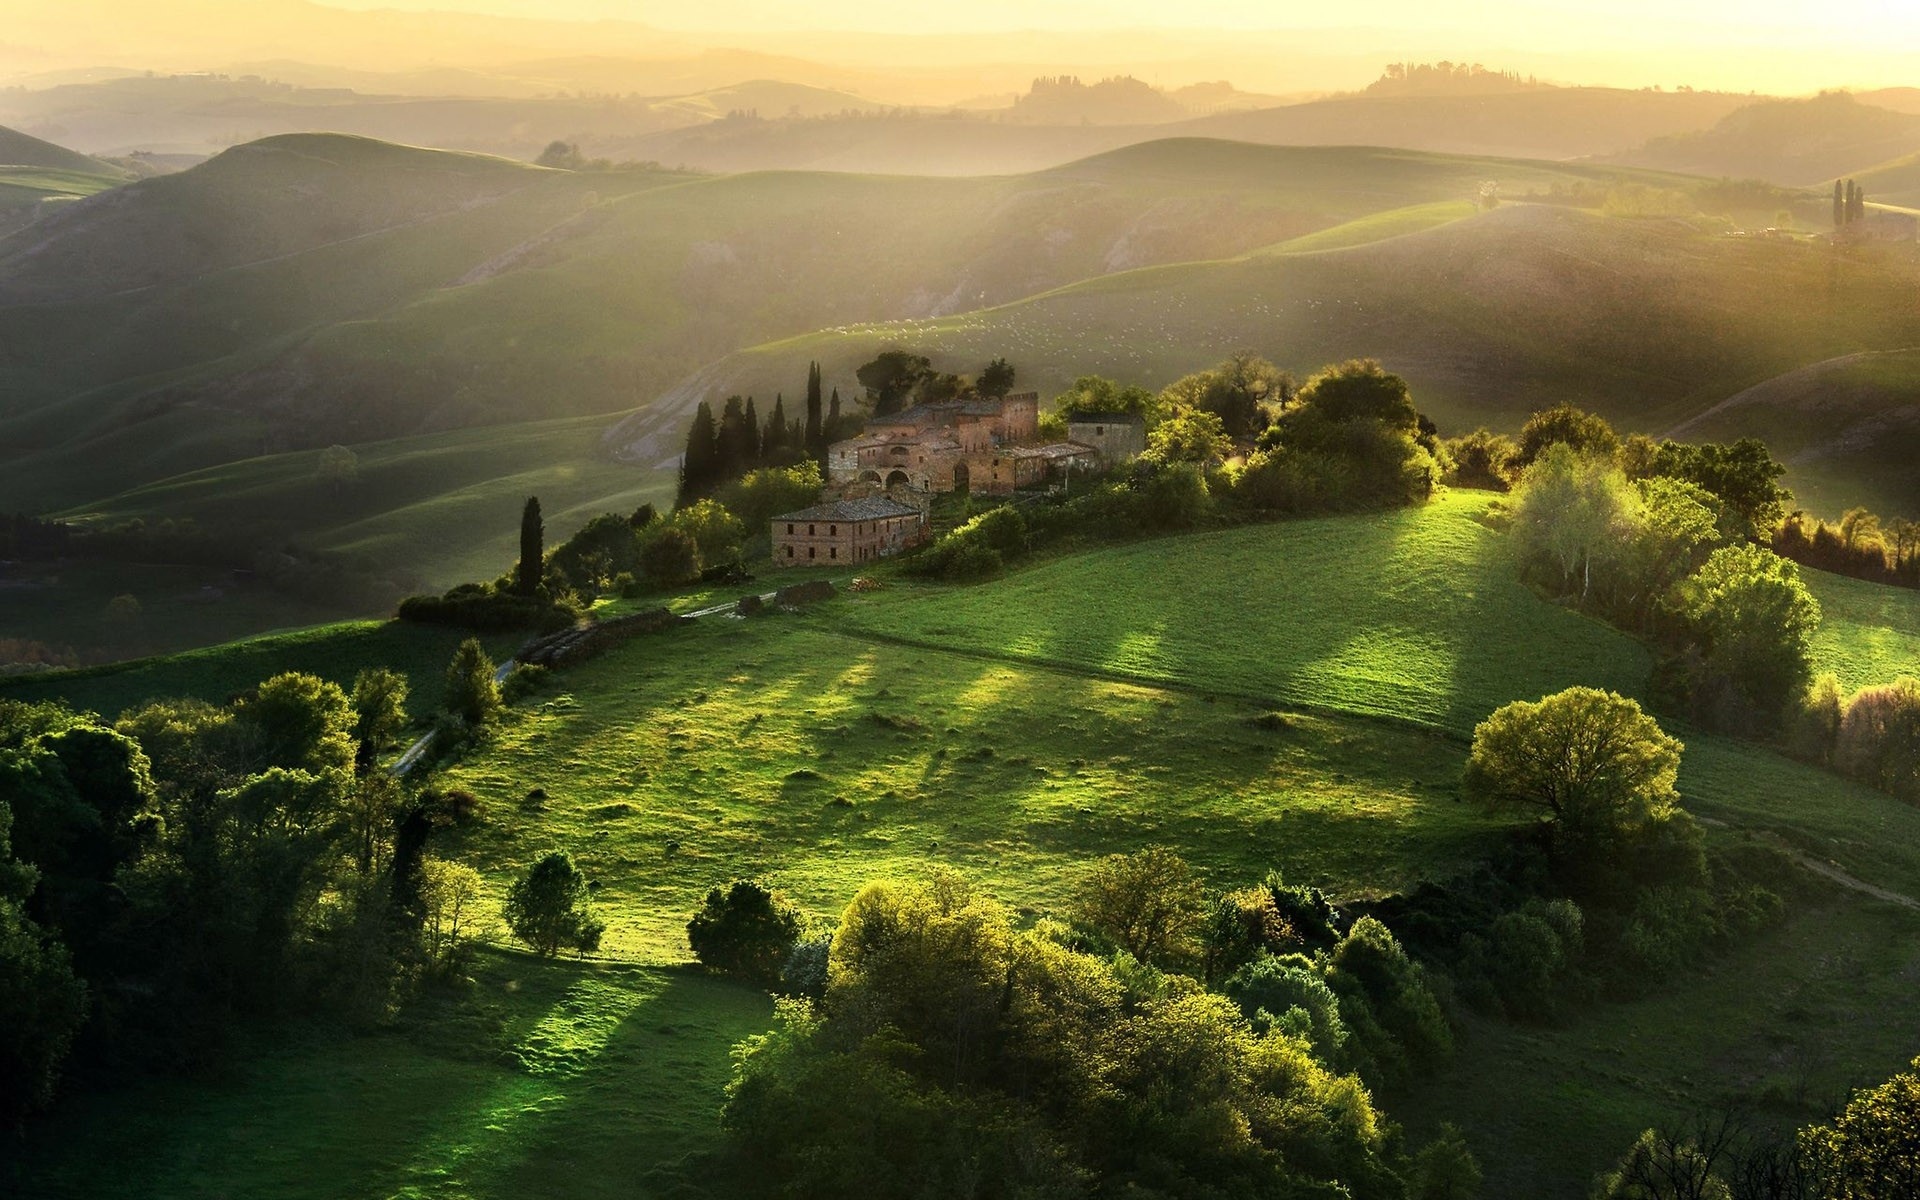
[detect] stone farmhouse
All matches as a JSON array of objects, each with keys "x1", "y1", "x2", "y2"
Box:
[
  {"x1": 771, "y1": 496, "x2": 927, "y2": 568},
  {"x1": 773, "y1": 391, "x2": 1145, "y2": 568}
]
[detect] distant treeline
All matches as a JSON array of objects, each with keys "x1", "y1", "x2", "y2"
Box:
[
  {"x1": 1774, "y1": 508, "x2": 1920, "y2": 589},
  {"x1": 1363, "y1": 62, "x2": 1553, "y2": 97}
]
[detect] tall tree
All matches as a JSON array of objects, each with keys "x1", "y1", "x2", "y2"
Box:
[
  {"x1": 804, "y1": 363, "x2": 824, "y2": 459},
  {"x1": 517, "y1": 496, "x2": 543, "y2": 596},
  {"x1": 764, "y1": 394, "x2": 789, "y2": 459},
  {"x1": 717, "y1": 396, "x2": 752, "y2": 481},
  {"x1": 1834, "y1": 179, "x2": 1846, "y2": 229},
  {"x1": 826, "y1": 387, "x2": 844, "y2": 442},
  {"x1": 679, "y1": 401, "x2": 719, "y2": 506},
  {"x1": 742, "y1": 396, "x2": 762, "y2": 467},
  {"x1": 856, "y1": 351, "x2": 933, "y2": 416},
  {"x1": 978, "y1": 357, "x2": 1017, "y2": 400}
]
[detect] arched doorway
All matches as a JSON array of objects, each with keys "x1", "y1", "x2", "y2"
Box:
[
  {"x1": 951, "y1": 462, "x2": 970, "y2": 494},
  {"x1": 885, "y1": 470, "x2": 911, "y2": 490},
  {"x1": 858, "y1": 470, "x2": 881, "y2": 484}
]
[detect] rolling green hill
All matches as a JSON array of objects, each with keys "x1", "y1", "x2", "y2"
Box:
[
  {"x1": 649, "y1": 200, "x2": 1920, "y2": 516},
  {"x1": 10, "y1": 490, "x2": 1920, "y2": 1199},
  {"x1": 0, "y1": 124, "x2": 127, "y2": 235},
  {"x1": 0, "y1": 123, "x2": 118, "y2": 174},
  {"x1": 1667, "y1": 349, "x2": 1920, "y2": 517},
  {"x1": 0, "y1": 137, "x2": 1700, "y2": 523}
]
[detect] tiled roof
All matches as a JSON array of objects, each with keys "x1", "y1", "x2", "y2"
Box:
[
  {"x1": 1009, "y1": 442, "x2": 1098, "y2": 459},
  {"x1": 774, "y1": 497, "x2": 925, "y2": 523},
  {"x1": 1067, "y1": 411, "x2": 1145, "y2": 426}
]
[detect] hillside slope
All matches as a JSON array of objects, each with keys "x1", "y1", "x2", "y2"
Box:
[
  {"x1": 0, "y1": 123, "x2": 118, "y2": 173},
  {"x1": 1667, "y1": 349, "x2": 1920, "y2": 517},
  {"x1": 619, "y1": 202, "x2": 1920, "y2": 513},
  {"x1": 1611, "y1": 92, "x2": 1920, "y2": 186},
  {"x1": 0, "y1": 136, "x2": 1690, "y2": 512}
]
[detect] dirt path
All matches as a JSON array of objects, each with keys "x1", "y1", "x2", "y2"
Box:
[{"x1": 1696, "y1": 816, "x2": 1920, "y2": 910}]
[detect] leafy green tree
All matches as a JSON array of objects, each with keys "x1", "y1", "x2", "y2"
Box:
[
  {"x1": 1443, "y1": 428, "x2": 1519, "y2": 491},
  {"x1": 1325, "y1": 916, "x2": 1453, "y2": 1077},
  {"x1": 235, "y1": 673, "x2": 356, "y2": 776},
  {"x1": 977, "y1": 357, "x2": 1017, "y2": 399},
  {"x1": 442, "y1": 639, "x2": 501, "y2": 729},
  {"x1": 1799, "y1": 1056, "x2": 1920, "y2": 1198},
  {"x1": 1836, "y1": 677, "x2": 1920, "y2": 801},
  {"x1": 856, "y1": 351, "x2": 934, "y2": 416},
  {"x1": 640, "y1": 526, "x2": 702, "y2": 587},
  {"x1": 717, "y1": 463, "x2": 823, "y2": 532},
  {"x1": 1510, "y1": 443, "x2": 1640, "y2": 598},
  {"x1": 667, "y1": 498, "x2": 745, "y2": 566},
  {"x1": 1515, "y1": 402, "x2": 1619, "y2": 469},
  {"x1": 1412, "y1": 1124, "x2": 1484, "y2": 1200},
  {"x1": 1144, "y1": 406, "x2": 1231, "y2": 464},
  {"x1": 350, "y1": 668, "x2": 409, "y2": 776},
  {"x1": 0, "y1": 796, "x2": 88, "y2": 1120},
  {"x1": 1293, "y1": 358, "x2": 1413, "y2": 429},
  {"x1": 1073, "y1": 846, "x2": 1204, "y2": 966},
  {"x1": 419, "y1": 856, "x2": 486, "y2": 969},
  {"x1": 1054, "y1": 374, "x2": 1156, "y2": 422},
  {"x1": 1464, "y1": 687, "x2": 1682, "y2": 843},
  {"x1": 1645, "y1": 439, "x2": 1791, "y2": 542},
  {"x1": 1161, "y1": 353, "x2": 1291, "y2": 438},
  {"x1": 1222, "y1": 952, "x2": 1348, "y2": 1063},
  {"x1": 1677, "y1": 543, "x2": 1821, "y2": 730},
  {"x1": 517, "y1": 496, "x2": 543, "y2": 596},
  {"x1": 687, "y1": 879, "x2": 803, "y2": 985},
  {"x1": 503, "y1": 851, "x2": 604, "y2": 956}
]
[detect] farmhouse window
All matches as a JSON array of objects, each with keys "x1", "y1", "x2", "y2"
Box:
[
  {"x1": 830, "y1": 525, "x2": 837, "y2": 535},
  {"x1": 809, "y1": 524, "x2": 816, "y2": 535},
  {"x1": 787, "y1": 524, "x2": 794, "y2": 534},
  {"x1": 809, "y1": 547, "x2": 816, "y2": 559},
  {"x1": 786, "y1": 546, "x2": 794, "y2": 558},
  {"x1": 830, "y1": 548, "x2": 837, "y2": 559}
]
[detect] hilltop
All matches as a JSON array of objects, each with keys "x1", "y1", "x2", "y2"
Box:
[
  {"x1": 0, "y1": 123, "x2": 119, "y2": 174},
  {"x1": 1610, "y1": 91, "x2": 1920, "y2": 186},
  {"x1": 0, "y1": 124, "x2": 127, "y2": 235}
]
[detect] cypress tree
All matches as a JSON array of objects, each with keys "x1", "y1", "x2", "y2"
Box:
[
  {"x1": 804, "y1": 363, "x2": 825, "y2": 459},
  {"x1": 1834, "y1": 180, "x2": 1846, "y2": 229},
  {"x1": 765, "y1": 394, "x2": 789, "y2": 457},
  {"x1": 826, "y1": 387, "x2": 843, "y2": 443},
  {"x1": 679, "y1": 400, "x2": 719, "y2": 506},
  {"x1": 718, "y1": 396, "x2": 750, "y2": 480},
  {"x1": 517, "y1": 496, "x2": 543, "y2": 596}
]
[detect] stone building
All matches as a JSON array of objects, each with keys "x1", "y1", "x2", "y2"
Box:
[
  {"x1": 1067, "y1": 412, "x2": 1146, "y2": 464},
  {"x1": 825, "y1": 391, "x2": 1093, "y2": 496},
  {"x1": 771, "y1": 496, "x2": 927, "y2": 568}
]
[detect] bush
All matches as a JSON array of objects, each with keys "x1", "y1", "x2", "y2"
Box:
[
  {"x1": 443, "y1": 639, "x2": 502, "y2": 729},
  {"x1": 1202, "y1": 886, "x2": 1297, "y2": 980},
  {"x1": 1443, "y1": 429, "x2": 1519, "y2": 491},
  {"x1": 1836, "y1": 677, "x2": 1920, "y2": 801},
  {"x1": 1222, "y1": 953, "x2": 1349, "y2": 1065},
  {"x1": 1324, "y1": 916, "x2": 1452, "y2": 1080},
  {"x1": 1677, "y1": 543, "x2": 1821, "y2": 734},
  {"x1": 640, "y1": 527, "x2": 702, "y2": 588},
  {"x1": 503, "y1": 851, "x2": 604, "y2": 957},
  {"x1": 687, "y1": 879, "x2": 804, "y2": 985},
  {"x1": 1072, "y1": 846, "x2": 1204, "y2": 968},
  {"x1": 397, "y1": 588, "x2": 575, "y2": 633},
  {"x1": 500, "y1": 663, "x2": 550, "y2": 705}
]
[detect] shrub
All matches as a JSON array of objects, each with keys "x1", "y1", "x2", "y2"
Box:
[
  {"x1": 1222, "y1": 953, "x2": 1349, "y2": 1065},
  {"x1": 1443, "y1": 429, "x2": 1519, "y2": 491},
  {"x1": 1202, "y1": 886, "x2": 1296, "y2": 980},
  {"x1": 1324, "y1": 916, "x2": 1452, "y2": 1079},
  {"x1": 1836, "y1": 677, "x2": 1920, "y2": 801},
  {"x1": 503, "y1": 851, "x2": 604, "y2": 956},
  {"x1": 1677, "y1": 543, "x2": 1821, "y2": 733},
  {"x1": 640, "y1": 526, "x2": 702, "y2": 588},
  {"x1": 1787, "y1": 673, "x2": 1847, "y2": 766},
  {"x1": 1072, "y1": 846, "x2": 1204, "y2": 968},
  {"x1": 687, "y1": 879, "x2": 804, "y2": 985},
  {"x1": 442, "y1": 639, "x2": 502, "y2": 729},
  {"x1": 500, "y1": 663, "x2": 550, "y2": 705},
  {"x1": 779, "y1": 931, "x2": 833, "y2": 999}
]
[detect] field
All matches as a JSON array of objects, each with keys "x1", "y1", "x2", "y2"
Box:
[
  {"x1": 12, "y1": 490, "x2": 1920, "y2": 1198},
  {"x1": 1804, "y1": 565, "x2": 1920, "y2": 694}
]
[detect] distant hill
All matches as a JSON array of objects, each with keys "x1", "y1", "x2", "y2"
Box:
[
  {"x1": 617, "y1": 86, "x2": 1754, "y2": 175},
  {"x1": 1008, "y1": 76, "x2": 1188, "y2": 125},
  {"x1": 1610, "y1": 92, "x2": 1920, "y2": 186},
  {"x1": 0, "y1": 123, "x2": 117, "y2": 173},
  {"x1": 1849, "y1": 149, "x2": 1920, "y2": 209},
  {"x1": 0, "y1": 73, "x2": 889, "y2": 161},
  {"x1": 1667, "y1": 350, "x2": 1920, "y2": 517}
]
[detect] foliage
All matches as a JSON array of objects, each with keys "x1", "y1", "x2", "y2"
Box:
[
  {"x1": 725, "y1": 869, "x2": 1402, "y2": 1200},
  {"x1": 856, "y1": 350, "x2": 934, "y2": 416},
  {"x1": 1641, "y1": 439, "x2": 1791, "y2": 543},
  {"x1": 517, "y1": 496, "x2": 544, "y2": 597},
  {"x1": 1072, "y1": 846, "x2": 1204, "y2": 967},
  {"x1": 1158, "y1": 353, "x2": 1292, "y2": 438},
  {"x1": 1221, "y1": 953, "x2": 1349, "y2": 1065},
  {"x1": 503, "y1": 851, "x2": 604, "y2": 957},
  {"x1": 1142, "y1": 406, "x2": 1231, "y2": 464},
  {"x1": 668, "y1": 500, "x2": 747, "y2": 568},
  {"x1": 1835, "y1": 677, "x2": 1920, "y2": 802},
  {"x1": 1442, "y1": 429, "x2": 1519, "y2": 491},
  {"x1": 236, "y1": 672, "x2": 357, "y2": 776},
  {"x1": 1515, "y1": 403, "x2": 1619, "y2": 469},
  {"x1": 350, "y1": 667, "x2": 410, "y2": 774},
  {"x1": 716, "y1": 462, "x2": 824, "y2": 533},
  {"x1": 687, "y1": 879, "x2": 804, "y2": 986},
  {"x1": 442, "y1": 638, "x2": 502, "y2": 729},
  {"x1": 1463, "y1": 687, "x2": 1682, "y2": 847},
  {"x1": 417, "y1": 856, "x2": 485, "y2": 971},
  {"x1": 640, "y1": 526, "x2": 703, "y2": 587},
  {"x1": 1676, "y1": 543, "x2": 1821, "y2": 733},
  {"x1": 1509, "y1": 444, "x2": 1639, "y2": 599},
  {"x1": 1410, "y1": 1124, "x2": 1483, "y2": 1200},
  {"x1": 1799, "y1": 1056, "x2": 1920, "y2": 1199}
]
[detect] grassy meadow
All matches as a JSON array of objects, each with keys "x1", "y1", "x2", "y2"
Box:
[{"x1": 10, "y1": 492, "x2": 1920, "y2": 1199}]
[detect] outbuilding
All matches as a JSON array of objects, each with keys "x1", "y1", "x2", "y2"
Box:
[{"x1": 771, "y1": 496, "x2": 927, "y2": 568}]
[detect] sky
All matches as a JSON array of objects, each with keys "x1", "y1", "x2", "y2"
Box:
[{"x1": 7, "y1": 0, "x2": 1919, "y2": 97}]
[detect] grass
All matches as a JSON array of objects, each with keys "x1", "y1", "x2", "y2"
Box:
[
  {"x1": 842, "y1": 491, "x2": 1651, "y2": 737},
  {"x1": 2, "y1": 952, "x2": 773, "y2": 1200},
  {"x1": 1804, "y1": 565, "x2": 1920, "y2": 693},
  {"x1": 0, "y1": 620, "x2": 521, "y2": 724},
  {"x1": 13, "y1": 493, "x2": 1920, "y2": 1199},
  {"x1": 1261, "y1": 199, "x2": 1478, "y2": 254}
]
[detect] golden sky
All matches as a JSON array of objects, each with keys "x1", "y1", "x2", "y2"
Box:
[{"x1": 7, "y1": 0, "x2": 1918, "y2": 96}]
